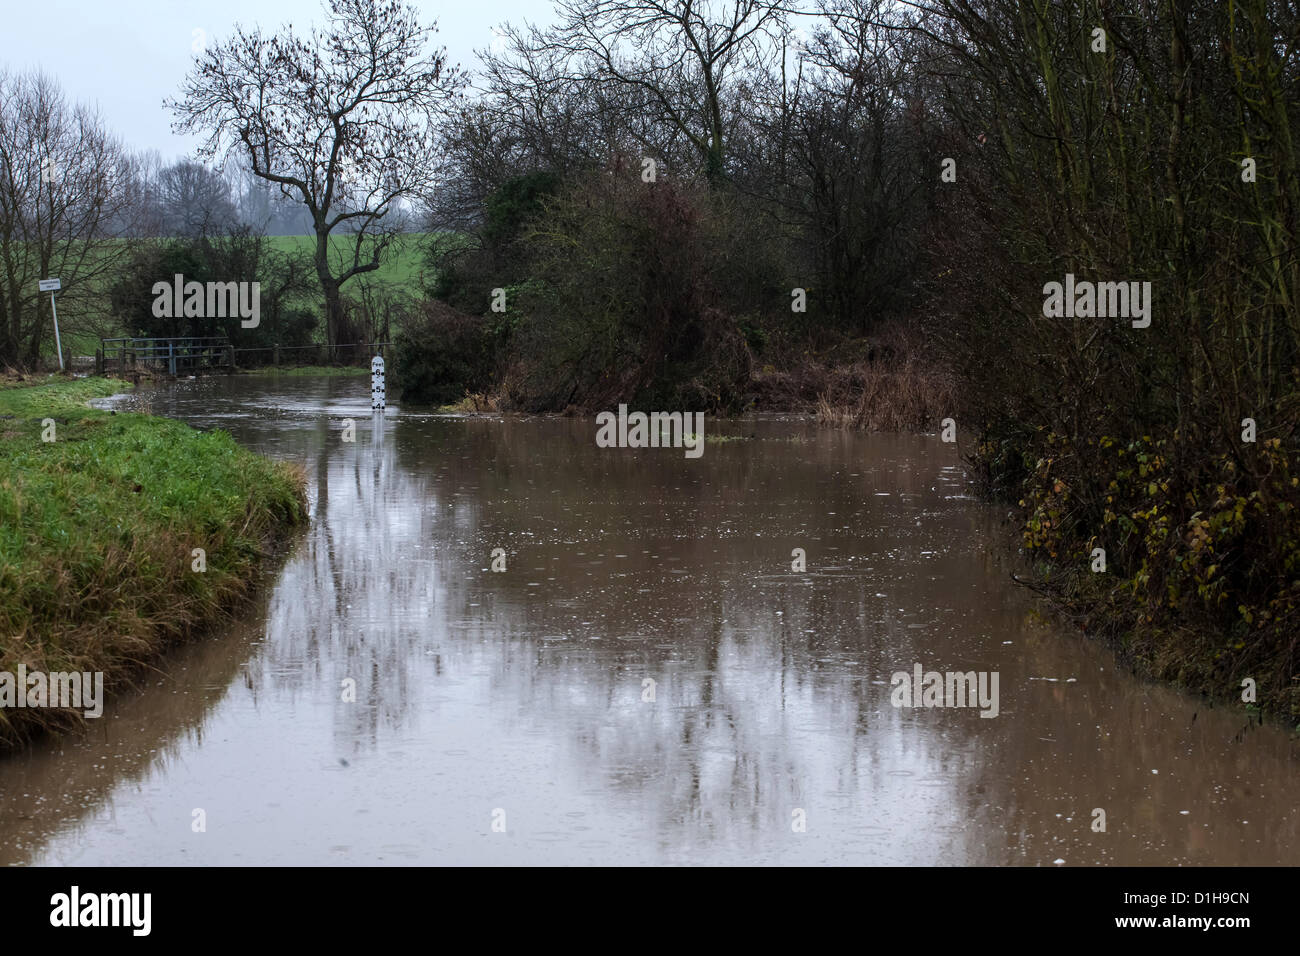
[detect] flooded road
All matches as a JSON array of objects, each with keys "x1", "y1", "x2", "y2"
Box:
[{"x1": 2, "y1": 374, "x2": 1296, "y2": 865}]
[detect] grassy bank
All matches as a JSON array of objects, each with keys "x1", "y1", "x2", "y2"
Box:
[{"x1": 0, "y1": 374, "x2": 306, "y2": 747}]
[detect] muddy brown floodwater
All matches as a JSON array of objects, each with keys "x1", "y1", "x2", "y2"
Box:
[{"x1": 1, "y1": 374, "x2": 1296, "y2": 865}]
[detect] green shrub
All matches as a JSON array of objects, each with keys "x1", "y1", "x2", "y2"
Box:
[
  {"x1": 392, "y1": 301, "x2": 498, "y2": 406},
  {"x1": 509, "y1": 167, "x2": 753, "y2": 412}
]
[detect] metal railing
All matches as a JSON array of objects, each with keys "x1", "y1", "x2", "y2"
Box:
[
  {"x1": 99, "y1": 337, "x2": 232, "y2": 376},
  {"x1": 98, "y1": 338, "x2": 390, "y2": 375}
]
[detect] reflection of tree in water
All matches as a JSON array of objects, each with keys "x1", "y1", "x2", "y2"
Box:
[
  {"x1": 252, "y1": 410, "x2": 991, "y2": 852},
  {"x1": 15, "y1": 381, "x2": 1297, "y2": 864},
  {"x1": 255, "y1": 413, "x2": 464, "y2": 752}
]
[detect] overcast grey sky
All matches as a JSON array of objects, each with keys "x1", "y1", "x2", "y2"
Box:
[{"x1": 0, "y1": 0, "x2": 547, "y2": 160}]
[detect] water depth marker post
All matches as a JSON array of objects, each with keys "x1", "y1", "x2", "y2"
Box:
[
  {"x1": 371, "y1": 355, "x2": 386, "y2": 411},
  {"x1": 39, "y1": 278, "x2": 63, "y2": 370}
]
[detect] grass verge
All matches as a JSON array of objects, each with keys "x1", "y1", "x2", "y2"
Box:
[{"x1": 0, "y1": 374, "x2": 306, "y2": 747}]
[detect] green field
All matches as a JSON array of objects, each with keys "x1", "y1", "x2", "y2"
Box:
[
  {"x1": 267, "y1": 234, "x2": 429, "y2": 289},
  {"x1": 41, "y1": 233, "x2": 434, "y2": 364}
]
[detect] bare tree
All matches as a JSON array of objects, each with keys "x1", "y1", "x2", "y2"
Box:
[
  {"x1": 521, "y1": 0, "x2": 789, "y2": 183},
  {"x1": 780, "y1": 0, "x2": 930, "y2": 329},
  {"x1": 168, "y1": 0, "x2": 464, "y2": 348},
  {"x1": 156, "y1": 160, "x2": 239, "y2": 237},
  {"x1": 0, "y1": 70, "x2": 135, "y2": 368},
  {"x1": 431, "y1": 27, "x2": 666, "y2": 232}
]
